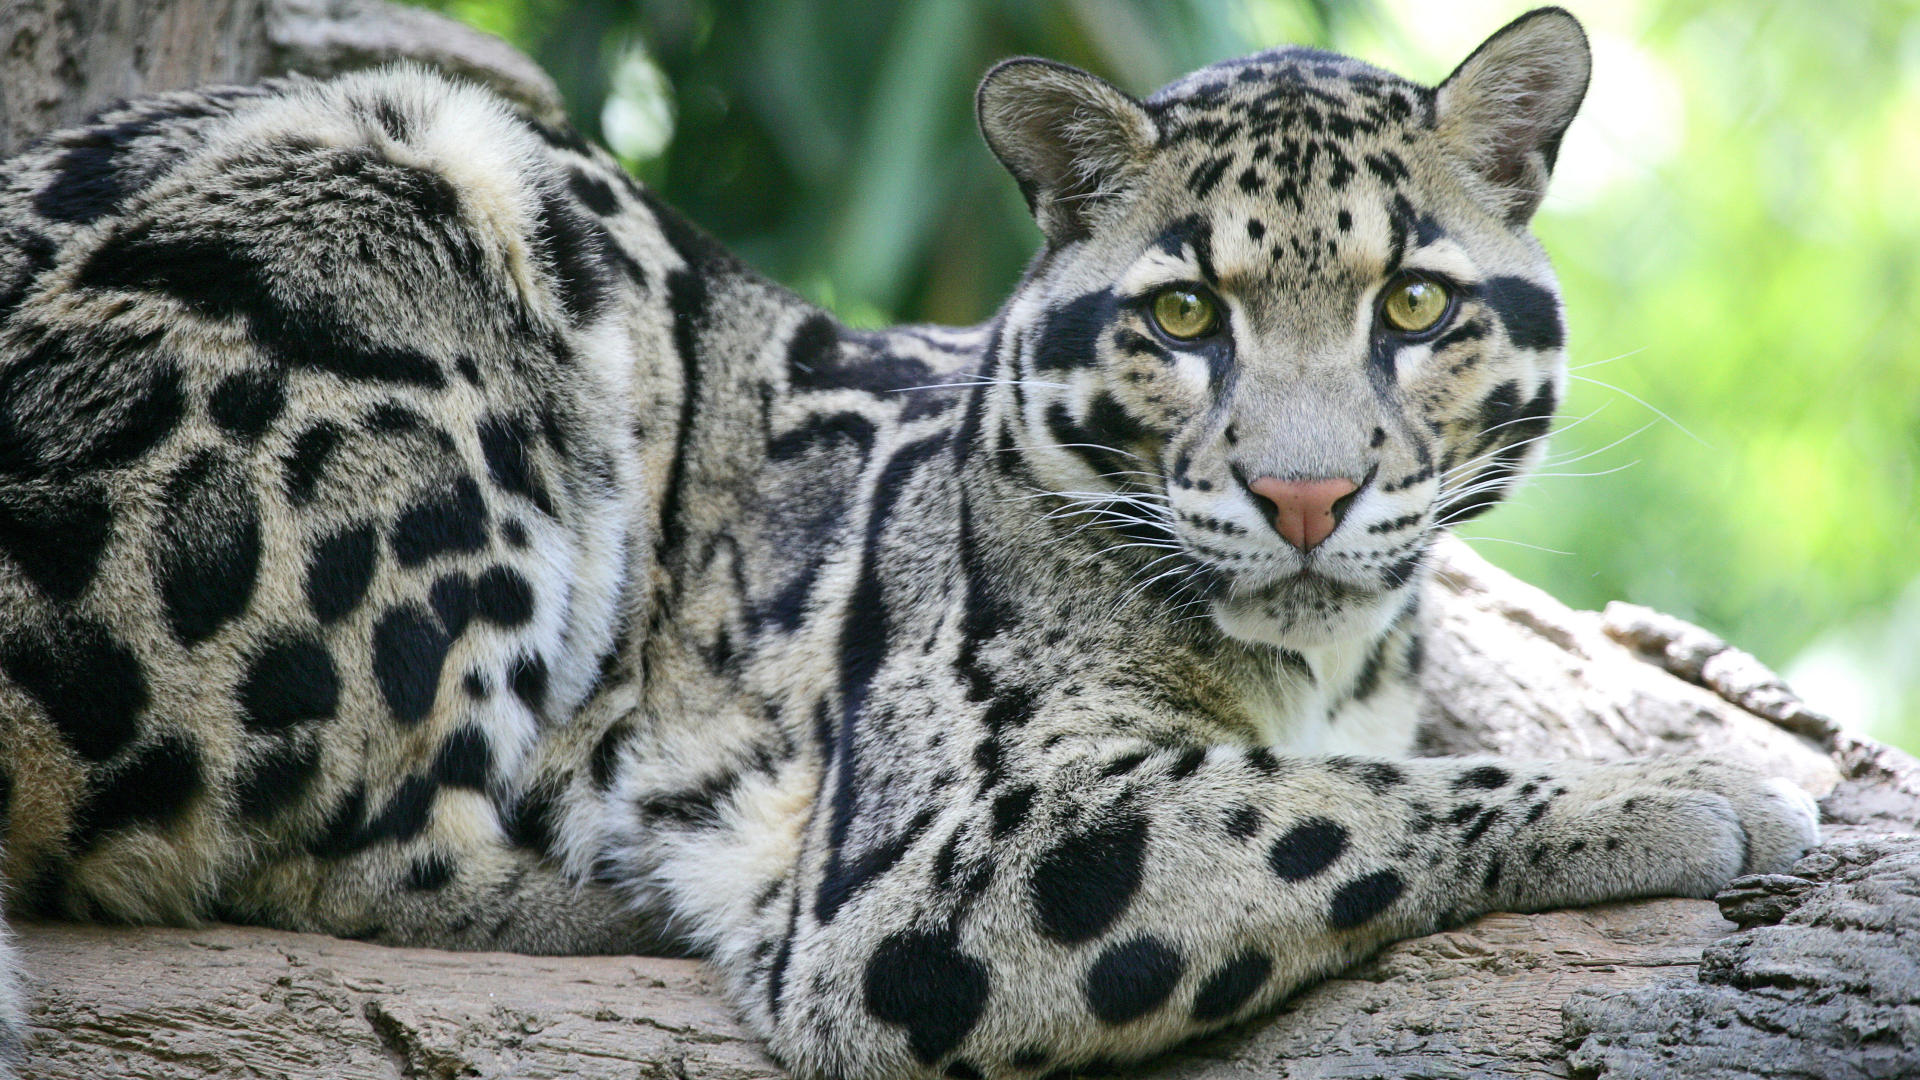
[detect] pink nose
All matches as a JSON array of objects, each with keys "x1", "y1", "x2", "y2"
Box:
[{"x1": 1247, "y1": 476, "x2": 1359, "y2": 551}]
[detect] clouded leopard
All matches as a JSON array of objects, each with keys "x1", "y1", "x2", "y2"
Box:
[{"x1": 0, "y1": 7, "x2": 1817, "y2": 1077}]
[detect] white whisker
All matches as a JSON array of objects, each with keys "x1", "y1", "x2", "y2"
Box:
[
  {"x1": 1569, "y1": 372, "x2": 1708, "y2": 448},
  {"x1": 886, "y1": 377, "x2": 1068, "y2": 392},
  {"x1": 1437, "y1": 415, "x2": 1593, "y2": 482},
  {"x1": 1437, "y1": 409, "x2": 1599, "y2": 483},
  {"x1": 1568, "y1": 345, "x2": 1647, "y2": 372},
  {"x1": 1449, "y1": 534, "x2": 1574, "y2": 556},
  {"x1": 1120, "y1": 563, "x2": 1197, "y2": 608},
  {"x1": 1537, "y1": 421, "x2": 1657, "y2": 470},
  {"x1": 999, "y1": 441, "x2": 1151, "y2": 464}
]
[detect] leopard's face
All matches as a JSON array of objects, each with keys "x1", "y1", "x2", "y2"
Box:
[{"x1": 981, "y1": 37, "x2": 1585, "y2": 649}]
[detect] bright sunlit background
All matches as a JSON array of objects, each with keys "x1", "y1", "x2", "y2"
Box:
[{"x1": 409, "y1": 0, "x2": 1920, "y2": 752}]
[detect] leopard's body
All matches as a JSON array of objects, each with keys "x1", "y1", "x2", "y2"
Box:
[{"x1": 0, "y1": 10, "x2": 1817, "y2": 1078}]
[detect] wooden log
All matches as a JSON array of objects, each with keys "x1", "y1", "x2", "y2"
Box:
[{"x1": 1, "y1": 896, "x2": 1741, "y2": 1080}]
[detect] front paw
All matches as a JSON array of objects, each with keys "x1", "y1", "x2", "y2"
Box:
[
  {"x1": 1535, "y1": 760, "x2": 1821, "y2": 902},
  {"x1": 1658, "y1": 757, "x2": 1820, "y2": 876},
  {"x1": 1641, "y1": 760, "x2": 1821, "y2": 876},
  {"x1": 1731, "y1": 774, "x2": 1823, "y2": 875}
]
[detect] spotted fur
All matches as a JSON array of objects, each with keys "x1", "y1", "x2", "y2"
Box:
[{"x1": 0, "y1": 11, "x2": 1816, "y2": 1078}]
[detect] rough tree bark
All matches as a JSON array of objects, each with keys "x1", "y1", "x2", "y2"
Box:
[
  {"x1": 4, "y1": 3, "x2": 1916, "y2": 1077},
  {"x1": 0, "y1": 0, "x2": 563, "y2": 158}
]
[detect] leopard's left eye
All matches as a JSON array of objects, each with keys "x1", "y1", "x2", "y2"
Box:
[
  {"x1": 1149, "y1": 287, "x2": 1220, "y2": 340},
  {"x1": 1379, "y1": 275, "x2": 1452, "y2": 334}
]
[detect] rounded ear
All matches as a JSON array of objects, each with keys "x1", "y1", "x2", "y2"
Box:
[
  {"x1": 976, "y1": 58, "x2": 1158, "y2": 245},
  {"x1": 1435, "y1": 7, "x2": 1591, "y2": 226}
]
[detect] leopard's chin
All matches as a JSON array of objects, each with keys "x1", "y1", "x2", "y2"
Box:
[{"x1": 1206, "y1": 574, "x2": 1402, "y2": 650}]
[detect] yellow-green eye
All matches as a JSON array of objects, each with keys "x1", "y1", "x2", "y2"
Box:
[
  {"x1": 1381, "y1": 276, "x2": 1451, "y2": 333},
  {"x1": 1149, "y1": 288, "x2": 1220, "y2": 340}
]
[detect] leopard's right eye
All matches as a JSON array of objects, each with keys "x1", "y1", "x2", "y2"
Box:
[
  {"x1": 1379, "y1": 275, "x2": 1452, "y2": 335},
  {"x1": 1149, "y1": 287, "x2": 1220, "y2": 341}
]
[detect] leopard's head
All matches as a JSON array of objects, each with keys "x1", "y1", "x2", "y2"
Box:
[{"x1": 978, "y1": 8, "x2": 1589, "y2": 649}]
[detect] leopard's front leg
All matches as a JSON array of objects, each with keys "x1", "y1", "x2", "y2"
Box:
[{"x1": 733, "y1": 741, "x2": 1816, "y2": 1080}]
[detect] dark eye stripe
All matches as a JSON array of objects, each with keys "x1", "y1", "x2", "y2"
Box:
[
  {"x1": 1112, "y1": 328, "x2": 1172, "y2": 362},
  {"x1": 1431, "y1": 318, "x2": 1487, "y2": 351}
]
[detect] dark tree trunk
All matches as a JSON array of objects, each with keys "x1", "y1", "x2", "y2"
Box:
[{"x1": 0, "y1": 0, "x2": 562, "y2": 158}]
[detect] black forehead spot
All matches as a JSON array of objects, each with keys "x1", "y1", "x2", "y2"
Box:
[
  {"x1": 1154, "y1": 215, "x2": 1216, "y2": 284},
  {"x1": 1188, "y1": 156, "x2": 1232, "y2": 200},
  {"x1": 1327, "y1": 153, "x2": 1356, "y2": 190},
  {"x1": 1164, "y1": 114, "x2": 1243, "y2": 147},
  {"x1": 1364, "y1": 150, "x2": 1409, "y2": 186},
  {"x1": 1387, "y1": 194, "x2": 1417, "y2": 270}
]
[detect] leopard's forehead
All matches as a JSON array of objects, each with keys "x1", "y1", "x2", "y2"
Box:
[
  {"x1": 1148, "y1": 46, "x2": 1430, "y2": 126},
  {"x1": 1087, "y1": 47, "x2": 1498, "y2": 315},
  {"x1": 1148, "y1": 45, "x2": 1432, "y2": 201}
]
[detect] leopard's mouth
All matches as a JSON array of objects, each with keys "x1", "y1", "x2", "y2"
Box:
[
  {"x1": 1177, "y1": 539, "x2": 1393, "y2": 601},
  {"x1": 1172, "y1": 554, "x2": 1358, "y2": 608},
  {"x1": 1243, "y1": 568, "x2": 1373, "y2": 608},
  {"x1": 1201, "y1": 563, "x2": 1411, "y2": 649}
]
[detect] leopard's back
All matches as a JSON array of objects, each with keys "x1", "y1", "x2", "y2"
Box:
[{"x1": 0, "y1": 68, "x2": 666, "y2": 940}]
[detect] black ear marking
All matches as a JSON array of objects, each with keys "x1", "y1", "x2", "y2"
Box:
[
  {"x1": 1435, "y1": 7, "x2": 1591, "y2": 225},
  {"x1": 976, "y1": 59, "x2": 1157, "y2": 244}
]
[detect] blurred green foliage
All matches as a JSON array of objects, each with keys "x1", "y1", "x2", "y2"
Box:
[{"x1": 407, "y1": 0, "x2": 1919, "y2": 751}]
